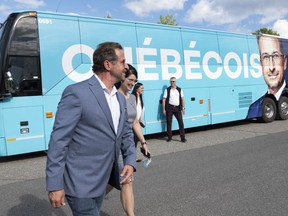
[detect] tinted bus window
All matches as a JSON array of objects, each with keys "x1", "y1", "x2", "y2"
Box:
[
  {"x1": 7, "y1": 16, "x2": 41, "y2": 96},
  {"x1": 9, "y1": 17, "x2": 39, "y2": 56},
  {"x1": 0, "y1": 22, "x2": 6, "y2": 41}
]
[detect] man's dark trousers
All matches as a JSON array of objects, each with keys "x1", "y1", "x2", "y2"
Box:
[{"x1": 166, "y1": 104, "x2": 185, "y2": 139}]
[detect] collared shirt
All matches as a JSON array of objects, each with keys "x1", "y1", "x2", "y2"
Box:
[
  {"x1": 95, "y1": 74, "x2": 120, "y2": 134},
  {"x1": 163, "y1": 87, "x2": 184, "y2": 106},
  {"x1": 273, "y1": 80, "x2": 286, "y2": 101}
]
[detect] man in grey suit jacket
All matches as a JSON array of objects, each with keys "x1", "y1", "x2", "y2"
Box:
[{"x1": 46, "y1": 42, "x2": 136, "y2": 216}]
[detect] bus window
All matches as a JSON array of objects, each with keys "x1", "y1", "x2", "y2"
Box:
[
  {"x1": 0, "y1": 22, "x2": 6, "y2": 41},
  {"x1": 8, "y1": 56, "x2": 40, "y2": 95},
  {"x1": 9, "y1": 16, "x2": 39, "y2": 56},
  {"x1": 7, "y1": 16, "x2": 41, "y2": 96}
]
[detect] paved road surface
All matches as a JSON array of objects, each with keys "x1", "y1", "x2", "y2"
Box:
[{"x1": 0, "y1": 119, "x2": 287, "y2": 215}]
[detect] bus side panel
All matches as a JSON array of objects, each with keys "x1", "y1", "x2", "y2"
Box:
[
  {"x1": 79, "y1": 17, "x2": 138, "y2": 61},
  {"x1": 217, "y1": 33, "x2": 257, "y2": 85},
  {"x1": 142, "y1": 89, "x2": 165, "y2": 135},
  {"x1": 210, "y1": 86, "x2": 236, "y2": 124},
  {"x1": 135, "y1": 24, "x2": 183, "y2": 87},
  {"x1": 181, "y1": 28, "x2": 220, "y2": 88},
  {"x1": 38, "y1": 13, "x2": 81, "y2": 95},
  {"x1": 235, "y1": 85, "x2": 266, "y2": 120},
  {"x1": 0, "y1": 103, "x2": 7, "y2": 155},
  {"x1": 43, "y1": 95, "x2": 61, "y2": 149},
  {"x1": 2, "y1": 101, "x2": 45, "y2": 156},
  {"x1": 184, "y1": 88, "x2": 210, "y2": 128},
  {"x1": 0, "y1": 138, "x2": 7, "y2": 156}
]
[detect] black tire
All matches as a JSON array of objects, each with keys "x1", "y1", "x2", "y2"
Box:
[
  {"x1": 277, "y1": 96, "x2": 288, "y2": 120},
  {"x1": 261, "y1": 97, "x2": 276, "y2": 123}
]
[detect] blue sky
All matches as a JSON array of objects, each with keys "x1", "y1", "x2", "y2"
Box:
[{"x1": 1, "y1": 0, "x2": 288, "y2": 38}]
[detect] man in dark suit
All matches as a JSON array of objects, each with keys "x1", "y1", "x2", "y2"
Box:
[
  {"x1": 247, "y1": 35, "x2": 287, "y2": 119},
  {"x1": 46, "y1": 42, "x2": 136, "y2": 216}
]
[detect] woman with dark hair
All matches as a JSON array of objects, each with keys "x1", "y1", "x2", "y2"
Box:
[
  {"x1": 132, "y1": 82, "x2": 145, "y2": 128},
  {"x1": 107, "y1": 64, "x2": 149, "y2": 216}
]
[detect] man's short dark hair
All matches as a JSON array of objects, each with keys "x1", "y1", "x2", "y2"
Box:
[
  {"x1": 92, "y1": 42, "x2": 123, "y2": 73},
  {"x1": 257, "y1": 35, "x2": 285, "y2": 55}
]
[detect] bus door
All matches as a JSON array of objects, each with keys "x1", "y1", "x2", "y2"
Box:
[
  {"x1": 0, "y1": 12, "x2": 45, "y2": 156},
  {"x1": 184, "y1": 88, "x2": 210, "y2": 128},
  {"x1": 1, "y1": 98, "x2": 45, "y2": 156},
  {"x1": 209, "y1": 86, "x2": 236, "y2": 124}
]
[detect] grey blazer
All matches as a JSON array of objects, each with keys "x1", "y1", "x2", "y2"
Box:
[{"x1": 46, "y1": 75, "x2": 136, "y2": 198}]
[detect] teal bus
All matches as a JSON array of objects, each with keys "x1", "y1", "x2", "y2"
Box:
[{"x1": 0, "y1": 11, "x2": 287, "y2": 156}]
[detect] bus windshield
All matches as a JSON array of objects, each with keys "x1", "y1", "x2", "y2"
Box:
[
  {"x1": 0, "y1": 22, "x2": 6, "y2": 40},
  {"x1": 0, "y1": 19, "x2": 9, "y2": 98},
  {"x1": 0, "y1": 12, "x2": 41, "y2": 99}
]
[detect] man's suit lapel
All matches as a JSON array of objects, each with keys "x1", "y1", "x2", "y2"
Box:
[{"x1": 88, "y1": 76, "x2": 116, "y2": 134}]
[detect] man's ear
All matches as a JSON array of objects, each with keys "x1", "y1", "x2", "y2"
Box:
[
  {"x1": 284, "y1": 55, "x2": 287, "y2": 71},
  {"x1": 103, "y1": 60, "x2": 111, "y2": 71}
]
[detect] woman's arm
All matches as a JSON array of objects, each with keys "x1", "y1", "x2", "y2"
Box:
[{"x1": 132, "y1": 118, "x2": 149, "y2": 154}]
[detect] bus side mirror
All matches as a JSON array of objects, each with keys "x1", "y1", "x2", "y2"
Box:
[{"x1": 5, "y1": 71, "x2": 15, "y2": 94}]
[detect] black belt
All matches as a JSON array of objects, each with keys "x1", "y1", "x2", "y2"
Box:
[{"x1": 169, "y1": 104, "x2": 179, "y2": 108}]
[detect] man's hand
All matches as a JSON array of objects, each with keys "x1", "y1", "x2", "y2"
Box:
[
  {"x1": 48, "y1": 189, "x2": 66, "y2": 208},
  {"x1": 120, "y1": 165, "x2": 134, "y2": 184}
]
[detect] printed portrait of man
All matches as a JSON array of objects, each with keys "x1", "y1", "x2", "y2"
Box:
[
  {"x1": 259, "y1": 36, "x2": 287, "y2": 99},
  {"x1": 246, "y1": 35, "x2": 288, "y2": 120}
]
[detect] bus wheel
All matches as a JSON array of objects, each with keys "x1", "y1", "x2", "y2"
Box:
[
  {"x1": 261, "y1": 97, "x2": 276, "y2": 123},
  {"x1": 277, "y1": 96, "x2": 288, "y2": 120}
]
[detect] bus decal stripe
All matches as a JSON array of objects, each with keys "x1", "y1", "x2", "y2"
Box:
[{"x1": 6, "y1": 135, "x2": 44, "y2": 142}]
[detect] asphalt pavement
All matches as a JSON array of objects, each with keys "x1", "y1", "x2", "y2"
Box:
[{"x1": 0, "y1": 119, "x2": 287, "y2": 216}]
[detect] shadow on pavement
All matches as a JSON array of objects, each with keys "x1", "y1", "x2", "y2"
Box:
[
  {"x1": 0, "y1": 152, "x2": 47, "y2": 163},
  {"x1": 7, "y1": 194, "x2": 69, "y2": 216}
]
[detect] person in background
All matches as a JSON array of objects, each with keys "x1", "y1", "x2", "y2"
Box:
[
  {"x1": 132, "y1": 82, "x2": 145, "y2": 128},
  {"x1": 162, "y1": 77, "x2": 187, "y2": 143},
  {"x1": 132, "y1": 82, "x2": 145, "y2": 149},
  {"x1": 107, "y1": 64, "x2": 149, "y2": 216},
  {"x1": 46, "y1": 42, "x2": 136, "y2": 216}
]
